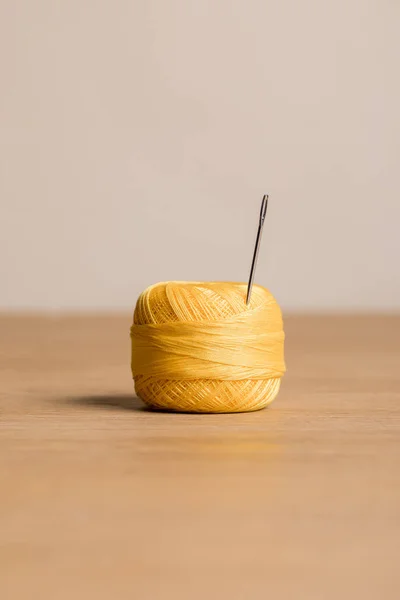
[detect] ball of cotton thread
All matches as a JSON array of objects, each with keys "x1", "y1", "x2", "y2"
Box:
[{"x1": 130, "y1": 281, "x2": 285, "y2": 413}]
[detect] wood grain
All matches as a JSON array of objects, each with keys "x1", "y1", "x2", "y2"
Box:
[{"x1": 1, "y1": 314, "x2": 399, "y2": 599}]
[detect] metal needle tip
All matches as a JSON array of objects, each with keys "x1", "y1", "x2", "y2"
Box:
[{"x1": 246, "y1": 194, "x2": 269, "y2": 306}]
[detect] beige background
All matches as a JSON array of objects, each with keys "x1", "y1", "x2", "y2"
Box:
[{"x1": 1, "y1": 0, "x2": 399, "y2": 312}]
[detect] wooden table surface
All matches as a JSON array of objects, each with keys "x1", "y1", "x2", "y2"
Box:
[{"x1": 1, "y1": 314, "x2": 399, "y2": 599}]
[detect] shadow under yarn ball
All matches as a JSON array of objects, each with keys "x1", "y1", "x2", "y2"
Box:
[{"x1": 130, "y1": 281, "x2": 285, "y2": 413}]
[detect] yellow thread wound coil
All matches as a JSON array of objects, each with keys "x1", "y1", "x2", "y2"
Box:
[{"x1": 130, "y1": 281, "x2": 285, "y2": 413}]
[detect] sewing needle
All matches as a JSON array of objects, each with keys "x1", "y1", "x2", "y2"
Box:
[{"x1": 246, "y1": 194, "x2": 269, "y2": 305}]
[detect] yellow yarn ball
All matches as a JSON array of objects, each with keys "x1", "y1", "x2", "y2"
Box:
[{"x1": 130, "y1": 281, "x2": 285, "y2": 413}]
